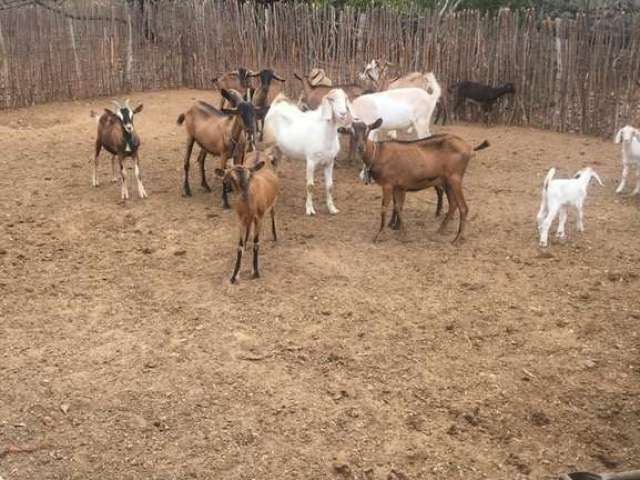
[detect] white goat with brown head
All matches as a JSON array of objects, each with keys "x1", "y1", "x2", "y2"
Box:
[{"x1": 92, "y1": 99, "x2": 146, "y2": 200}]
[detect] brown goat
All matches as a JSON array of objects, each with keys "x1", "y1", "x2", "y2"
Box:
[
  {"x1": 212, "y1": 68, "x2": 253, "y2": 108},
  {"x1": 215, "y1": 154, "x2": 279, "y2": 284},
  {"x1": 92, "y1": 99, "x2": 146, "y2": 200},
  {"x1": 177, "y1": 89, "x2": 260, "y2": 208},
  {"x1": 294, "y1": 72, "x2": 370, "y2": 110},
  {"x1": 350, "y1": 119, "x2": 489, "y2": 243}
]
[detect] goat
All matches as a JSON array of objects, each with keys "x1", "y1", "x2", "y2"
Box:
[
  {"x1": 294, "y1": 72, "x2": 370, "y2": 110},
  {"x1": 177, "y1": 89, "x2": 261, "y2": 208},
  {"x1": 350, "y1": 80, "x2": 441, "y2": 141},
  {"x1": 92, "y1": 99, "x2": 146, "y2": 200},
  {"x1": 212, "y1": 68, "x2": 253, "y2": 108},
  {"x1": 349, "y1": 119, "x2": 489, "y2": 243},
  {"x1": 263, "y1": 89, "x2": 352, "y2": 215},
  {"x1": 215, "y1": 154, "x2": 279, "y2": 284},
  {"x1": 614, "y1": 125, "x2": 640, "y2": 195},
  {"x1": 247, "y1": 69, "x2": 286, "y2": 140},
  {"x1": 449, "y1": 81, "x2": 515, "y2": 125},
  {"x1": 359, "y1": 59, "x2": 449, "y2": 125},
  {"x1": 536, "y1": 167, "x2": 603, "y2": 248}
]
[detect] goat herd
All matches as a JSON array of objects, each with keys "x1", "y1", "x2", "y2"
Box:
[{"x1": 91, "y1": 60, "x2": 640, "y2": 284}]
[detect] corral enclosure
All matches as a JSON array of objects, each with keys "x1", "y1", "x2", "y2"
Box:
[
  {"x1": 0, "y1": 0, "x2": 639, "y2": 134},
  {"x1": 1, "y1": 90, "x2": 639, "y2": 480},
  {"x1": 0, "y1": 1, "x2": 640, "y2": 480}
]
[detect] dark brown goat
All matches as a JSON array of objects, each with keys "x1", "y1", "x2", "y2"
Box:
[
  {"x1": 92, "y1": 99, "x2": 146, "y2": 200},
  {"x1": 294, "y1": 72, "x2": 370, "y2": 110},
  {"x1": 449, "y1": 81, "x2": 515, "y2": 125},
  {"x1": 350, "y1": 119, "x2": 489, "y2": 243},
  {"x1": 177, "y1": 89, "x2": 261, "y2": 208},
  {"x1": 215, "y1": 153, "x2": 279, "y2": 284},
  {"x1": 247, "y1": 69, "x2": 286, "y2": 140}
]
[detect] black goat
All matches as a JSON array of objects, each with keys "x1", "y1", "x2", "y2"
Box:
[{"x1": 449, "y1": 81, "x2": 515, "y2": 125}]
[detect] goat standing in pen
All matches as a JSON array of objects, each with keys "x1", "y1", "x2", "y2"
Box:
[
  {"x1": 177, "y1": 89, "x2": 262, "y2": 208},
  {"x1": 359, "y1": 59, "x2": 449, "y2": 125},
  {"x1": 349, "y1": 77, "x2": 441, "y2": 141},
  {"x1": 614, "y1": 125, "x2": 640, "y2": 195},
  {"x1": 537, "y1": 167, "x2": 603, "y2": 248},
  {"x1": 263, "y1": 89, "x2": 352, "y2": 216},
  {"x1": 215, "y1": 151, "x2": 279, "y2": 284},
  {"x1": 91, "y1": 99, "x2": 146, "y2": 200},
  {"x1": 448, "y1": 81, "x2": 515, "y2": 125},
  {"x1": 348, "y1": 118, "x2": 489, "y2": 243},
  {"x1": 247, "y1": 69, "x2": 286, "y2": 140}
]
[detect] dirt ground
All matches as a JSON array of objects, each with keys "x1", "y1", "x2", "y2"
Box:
[{"x1": 1, "y1": 89, "x2": 639, "y2": 480}]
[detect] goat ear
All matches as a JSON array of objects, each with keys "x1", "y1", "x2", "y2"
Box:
[
  {"x1": 294, "y1": 72, "x2": 303, "y2": 81},
  {"x1": 221, "y1": 108, "x2": 239, "y2": 115},
  {"x1": 321, "y1": 97, "x2": 333, "y2": 121},
  {"x1": 251, "y1": 160, "x2": 265, "y2": 173},
  {"x1": 104, "y1": 108, "x2": 115, "y2": 116},
  {"x1": 614, "y1": 129, "x2": 623, "y2": 144},
  {"x1": 273, "y1": 72, "x2": 286, "y2": 82},
  {"x1": 591, "y1": 170, "x2": 604, "y2": 186},
  {"x1": 214, "y1": 168, "x2": 226, "y2": 178},
  {"x1": 133, "y1": 104, "x2": 143, "y2": 114},
  {"x1": 370, "y1": 118, "x2": 383, "y2": 130},
  {"x1": 337, "y1": 127, "x2": 351, "y2": 135}
]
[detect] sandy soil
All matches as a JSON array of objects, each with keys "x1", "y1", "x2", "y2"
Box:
[{"x1": 0, "y1": 89, "x2": 638, "y2": 480}]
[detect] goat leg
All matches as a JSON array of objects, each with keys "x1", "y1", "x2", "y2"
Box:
[
  {"x1": 118, "y1": 155, "x2": 129, "y2": 201},
  {"x1": 92, "y1": 140, "x2": 102, "y2": 187},
  {"x1": 110, "y1": 155, "x2": 118, "y2": 183},
  {"x1": 435, "y1": 186, "x2": 444, "y2": 217},
  {"x1": 251, "y1": 218, "x2": 262, "y2": 279},
  {"x1": 197, "y1": 149, "x2": 211, "y2": 192},
  {"x1": 373, "y1": 186, "x2": 392, "y2": 242},
  {"x1": 230, "y1": 236, "x2": 243, "y2": 284},
  {"x1": 182, "y1": 137, "x2": 195, "y2": 197},
  {"x1": 438, "y1": 184, "x2": 458, "y2": 234},
  {"x1": 449, "y1": 178, "x2": 468, "y2": 244},
  {"x1": 133, "y1": 154, "x2": 147, "y2": 199},
  {"x1": 270, "y1": 208, "x2": 278, "y2": 242}
]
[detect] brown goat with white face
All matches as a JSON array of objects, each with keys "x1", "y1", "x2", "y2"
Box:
[
  {"x1": 177, "y1": 89, "x2": 261, "y2": 208},
  {"x1": 294, "y1": 72, "x2": 370, "y2": 110},
  {"x1": 349, "y1": 119, "x2": 489, "y2": 243},
  {"x1": 92, "y1": 99, "x2": 146, "y2": 200},
  {"x1": 215, "y1": 154, "x2": 279, "y2": 284}
]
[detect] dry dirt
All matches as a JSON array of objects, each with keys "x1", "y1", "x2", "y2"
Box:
[{"x1": 1, "y1": 89, "x2": 639, "y2": 480}]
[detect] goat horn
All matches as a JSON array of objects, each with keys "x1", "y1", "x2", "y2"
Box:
[
  {"x1": 125, "y1": 98, "x2": 131, "y2": 108},
  {"x1": 112, "y1": 100, "x2": 122, "y2": 110},
  {"x1": 273, "y1": 72, "x2": 286, "y2": 81}
]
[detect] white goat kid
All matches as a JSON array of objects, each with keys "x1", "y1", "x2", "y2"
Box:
[
  {"x1": 263, "y1": 89, "x2": 352, "y2": 216},
  {"x1": 537, "y1": 167, "x2": 603, "y2": 247},
  {"x1": 350, "y1": 74, "x2": 441, "y2": 141},
  {"x1": 614, "y1": 125, "x2": 640, "y2": 195}
]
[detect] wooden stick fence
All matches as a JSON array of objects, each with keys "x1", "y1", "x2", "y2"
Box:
[{"x1": 0, "y1": 0, "x2": 638, "y2": 137}]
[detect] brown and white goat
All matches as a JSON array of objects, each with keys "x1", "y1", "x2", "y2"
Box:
[
  {"x1": 177, "y1": 89, "x2": 262, "y2": 208},
  {"x1": 212, "y1": 68, "x2": 253, "y2": 108},
  {"x1": 349, "y1": 119, "x2": 489, "y2": 243},
  {"x1": 359, "y1": 59, "x2": 449, "y2": 125},
  {"x1": 294, "y1": 72, "x2": 370, "y2": 110},
  {"x1": 92, "y1": 99, "x2": 146, "y2": 200},
  {"x1": 215, "y1": 153, "x2": 279, "y2": 284}
]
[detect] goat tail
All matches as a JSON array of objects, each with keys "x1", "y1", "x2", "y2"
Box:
[
  {"x1": 176, "y1": 113, "x2": 186, "y2": 126},
  {"x1": 424, "y1": 72, "x2": 442, "y2": 100},
  {"x1": 473, "y1": 140, "x2": 490, "y2": 152},
  {"x1": 543, "y1": 167, "x2": 556, "y2": 192},
  {"x1": 447, "y1": 81, "x2": 459, "y2": 94}
]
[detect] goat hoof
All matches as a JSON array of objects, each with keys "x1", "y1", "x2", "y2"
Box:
[
  {"x1": 306, "y1": 209, "x2": 316, "y2": 216},
  {"x1": 111, "y1": 178, "x2": 118, "y2": 184},
  {"x1": 201, "y1": 184, "x2": 212, "y2": 193},
  {"x1": 182, "y1": 187, "x2": 192, "y2": 197},
  {"x1": 328, "y1": 207, "x2": 339, "y2": 215},
  {"x1": 252, "y1": 272, "x2": 260, "y2": 279},
  {"x1": 229, "y1": 277, "x2": 238, "y2": 285}
]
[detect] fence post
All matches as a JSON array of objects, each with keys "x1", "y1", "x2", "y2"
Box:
[{"x1": 0, "y1": 17, "x2": 9, "y2": 109}]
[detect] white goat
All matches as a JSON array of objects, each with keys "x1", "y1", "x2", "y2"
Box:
[
  {"x1": 614, "y1": 125, "x2": 640, "y2": 195},
  {"x1": 350, "y1": 76, "x2": 441, "y2": 141},
  {"x1": 537, "y1": 167, "x2": 603, "y2": 247},
  {"x1": 263, "y1": 89, "x2": 352, "y2": 215}
]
